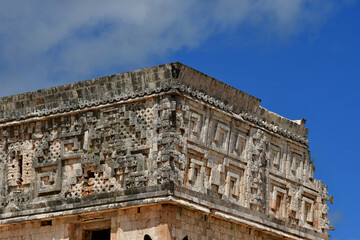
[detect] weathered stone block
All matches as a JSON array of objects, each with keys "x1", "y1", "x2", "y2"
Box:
[{"x1": 0, "y1": 63, "x2": 331, "y2": 240}]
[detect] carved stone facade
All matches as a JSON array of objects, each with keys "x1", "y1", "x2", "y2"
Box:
[{"x1": 0, "y1": 63, "x2": 332, "y2": 239}]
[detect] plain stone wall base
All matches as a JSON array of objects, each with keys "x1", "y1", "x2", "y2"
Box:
[{"x1": 0, "y1": 203, "x2": 304, "y2": 240}]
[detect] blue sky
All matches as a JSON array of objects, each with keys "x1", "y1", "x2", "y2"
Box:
[{"x1": 0, "y1": 1, "x2": 359, "y2": 239}]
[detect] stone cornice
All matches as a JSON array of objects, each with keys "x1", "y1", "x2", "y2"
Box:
[
  {"x1": 0, "y1": 85, "x2": 308, "y2": 148},
  {"x1": 0, "y1": 62, "x2": 308, "y2": 136},
  {"x1": 0, "y1": 82, "x2": 309, "y2": 146},
  {"x1": 240, "y1": 113, "x2": 309, "y2": 146}
]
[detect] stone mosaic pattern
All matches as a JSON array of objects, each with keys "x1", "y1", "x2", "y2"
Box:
[
  {"x1": 175, "y1": 97, "x2": 331, "y2": 234},
  {"x1": 0, "y1": 62, "x2": 332, "y2": 239},
  {"x1": 0, "y1": 97, "x2": 170, "y2": 203}
]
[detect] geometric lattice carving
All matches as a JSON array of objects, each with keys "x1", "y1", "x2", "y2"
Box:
[
  {"x1": 245, "y1": 129, "x2": 268, "y2": 212},
  {"x1": 210, "y1": 121, "x2": 230, "y2": 153},
  {"x1": 269, "y1": 185, "x2": 287, "y2": 219},
  {"x1": 0, "y1": 65, "x2": 331, "y2": 238},
  {"x1": 289, "y1": 152, "x2": 303, "y2": 179},
  {"x1": 7, "y1": 148, "x2": 22, "y2": 187},
  {"x1": 187, "y1": 104, "x2": 207, "y2": 144},
  {"x1": 36, "y1": 162, "x2": 61, "y2": 196},
  {"x1": 186, "y1": 152, "x2": 208, "y2": 193},
  {"x1": 302, "y1": 195, "x2": 315, "y2": 227},
  {"x1": 229, "y1": 129, "x2": 248, "y2": 159},
  {"x1": 223, "y1": 158, "x2": 245, "y2": 204},
  {"x1": 270, "y1": 144, "x2": 282, "y2": 172}
]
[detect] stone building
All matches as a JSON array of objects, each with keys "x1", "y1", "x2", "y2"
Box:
[{"x1": 0, "y1": 63, "x2": 332, "y2": 240}]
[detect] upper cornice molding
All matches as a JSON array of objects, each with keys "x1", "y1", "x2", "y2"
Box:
[{"x1": 0, "y1": 62, "x2": 309, "y2": 145}]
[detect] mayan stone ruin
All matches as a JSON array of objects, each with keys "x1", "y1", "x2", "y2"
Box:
[{"x1": 0, "y1": 62, "x2": 332, "y2": 239}]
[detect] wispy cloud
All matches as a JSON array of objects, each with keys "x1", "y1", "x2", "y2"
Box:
[
  {"x1": 329, "y1": 209, "x2": 344, "y2": 225},
  {"x1": 0, "y1": 0, "x2": 342, "y2": 96}
]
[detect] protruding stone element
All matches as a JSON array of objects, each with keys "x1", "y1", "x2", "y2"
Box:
[{"x1": 0, "y1": 63, "x2": 331, "y2": 240}]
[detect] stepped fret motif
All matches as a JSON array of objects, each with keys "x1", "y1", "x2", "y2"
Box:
[{"x1": 0, "y1": 63, "x2": 332, "y2": 240}]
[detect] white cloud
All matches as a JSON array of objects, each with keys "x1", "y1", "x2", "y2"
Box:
[
  {"x1": 0, "y1": 0, "x2": 339, "y2": 96},
  {"x1": 329, "y1": 209, "x2": 344, "y2": 225}
]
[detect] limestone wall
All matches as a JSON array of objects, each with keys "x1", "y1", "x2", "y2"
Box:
[
  {"x1": 173, "y1": 97, "x2": 330, "y2": 234},
  {"x1": 0, "y1": 204, "x2": 296, "y2": 240},
  {"x1": 0, "y1": 63, "x2": 331, "y2": 239},
  {"x1": 0, "y1": 218, "x2": 68, "y2": 240}
]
